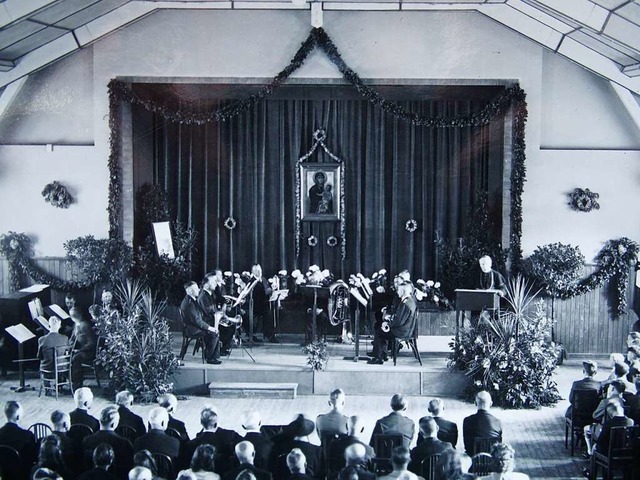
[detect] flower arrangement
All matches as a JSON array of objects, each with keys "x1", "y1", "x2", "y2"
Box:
[
  {"x1": 42, "y1": 181, "x2": 73, "y2": 209},
  {"x1": 568, "y1": 188, "x2": 600, "y2": 212},
  {"x1": 370, "y1": 269, "x2": 388, "y2": 294},
  {"x1": 291, "y1": 265, "x2": 333, "y2": 287},
  {"x1": 268, "y1": 270, "x2": 289, "y2": 291},
  {"x1": 415, "y1": 279, "x2": 452, "y2": 310},
  {"x1": 303, "y1": 340, "x2": 329, "y2": 371}
]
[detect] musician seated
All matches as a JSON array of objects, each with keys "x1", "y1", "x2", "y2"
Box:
[
  {"x1": 198, "y1": 272, "x2": 238, "y2": 356},
  {"x1": 367, "y1": 282, "x2": 417, "y2": 365}
]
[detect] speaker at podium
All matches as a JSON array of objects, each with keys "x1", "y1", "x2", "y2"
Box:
[{"x1": 454, "y1": 289, "x2": 502, "y2": 338}]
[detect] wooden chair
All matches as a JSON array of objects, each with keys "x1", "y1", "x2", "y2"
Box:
[
  {"x1": 79, "y1": 335, "x2": 105, "y2": 387},
  {"x1": 392, "y1": 325, "x2": 422, "y2": 366},
  {"x1": 565, "y1": 389, "x2": 600, "y2": 456},
  {"x1": 68, "y1": 422, "x2": 94, "y2": 465},
  {"x1": 473, "y1": 436, "x2": 501, "y2": 455},
  {"x1": 590, "y1": 425, "x2": 640, "y2": 480},
  {"x1": 371, "y1": 433, "x2": 404, "y2": 475},
  {"x1": 179, "y1": 310, "x2": 206, "y2": 364},
  {"x1": 39, "y1": 344, "x2": 72, "y2": 400},
  {"x1": 29, "y1": 422, "x2": 53, "y2": 443},
  {"x1": 321, "y1": 433, "x2": 341, "y2": 475},
  {"x1": 165, "y1": 427, "x2": 183, "y2": 441},
  {"x1": 469, "y1": 452, "x2": 493, "y2": 476},
  {"x1": 115, "y1": 424, "x2": 139, "y2": 442},
  {"x1": 152, "y1": 452, "x2": 174, "y2": 480},
  {"x1": 0, "y1": 445, "x2": 21, "y2": 480},
  {"x1": 419, "y1": 453, "x2": 442, "y2": 480}
]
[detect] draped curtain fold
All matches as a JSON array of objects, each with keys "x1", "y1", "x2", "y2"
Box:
[{"x1": 143, "y1": 94, "x2": 504, "y2": 279}]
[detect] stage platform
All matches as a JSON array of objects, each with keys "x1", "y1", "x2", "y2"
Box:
[{"x1": 171, "y1": 333, "x2": 469, "y2": 397}]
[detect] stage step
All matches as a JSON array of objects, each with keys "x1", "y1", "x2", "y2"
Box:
[{"x1": 209, "y1": 381, "x2": 298, "y2": 399}]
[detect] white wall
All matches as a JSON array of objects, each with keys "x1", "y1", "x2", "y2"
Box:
[{"x1": 0, "y1": 9, "x2": 638, "y2": 259}]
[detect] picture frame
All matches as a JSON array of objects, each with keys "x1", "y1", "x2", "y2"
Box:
[
  {"x1": 300, "y1": 162, "x2": 341, "y2": 221},
  {"x1": 152, "y1": 221, "x2": 175, "y2": 258}
]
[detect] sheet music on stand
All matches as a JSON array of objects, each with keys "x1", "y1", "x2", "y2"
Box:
[
  {"x1": 35, "y1": 316, "x2": 50, "y2": 332},
  {"x1": 5, "y1": 324, "x2": 37, "y2": 392},
  {"x1": 47, "y1": 303, "x2": 70, "y2": 320},
  {"x1": 6, "y1": 324, "x2": 36, "y2": 344},
  {"x1": 269, "y1": 289, "x2": 289, "y2": 302}
]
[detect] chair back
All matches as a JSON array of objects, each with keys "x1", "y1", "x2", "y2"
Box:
[
  {"x1": 29, "y1": 422, "x2": 53, "y2": 442},
  {"x1": 115, "y1": 424, "x2": 138, "y2": 442},
  {"x1": 152, "y1": 452, "x2": 174, "y2": 480},
  {"x1": 0, "y1": 445, "x2": 21, "y2": 480},
  {"x1": 321, "y1": 433, "x2": 341, "y2": 474},
  {"x1": 470, "y1": 452, "x2": 493, "y2": 476},
  {"x1": 68, "y1": 423, "x2": 94, "y2": 444},
  {"x1": 572, "y1": 389, "x2": 601, "y2": 426},
  {"x1": 473, "y1": 436, "x2": 500, "y2": 455},
  {"x1": 372, "y1": 433, "x2": 403, "y2": 475},
  {"x1": 419, "y1": 453, "x2": 442, "y2": 480},
  {"x1": 608, "y1": 425, "x2": 640, "y2": 460},
  {"x1": 165, "y1": 427, "x2": 182, "y2": 440}
]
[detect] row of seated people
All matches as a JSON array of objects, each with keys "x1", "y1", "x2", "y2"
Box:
[{"x1": 0, "y1": 387, "x2": 526, "y2": 480}]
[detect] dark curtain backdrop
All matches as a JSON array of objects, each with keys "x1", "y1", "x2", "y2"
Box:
[{"x1": 136, "y1": 89, "x2": 504, "y2": 280}]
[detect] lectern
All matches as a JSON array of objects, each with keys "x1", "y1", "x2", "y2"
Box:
[{"x1": 454, "y1": 289, "x2": 501, "y2": 340}]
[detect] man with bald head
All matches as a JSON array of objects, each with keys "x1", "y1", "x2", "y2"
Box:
[
  {"x1": 328, "y1": 415, "x2": 375, "y2": 472},
  {"x1": 133, "y1": 407, "x2": 180, "y2": 465},
  {"x1": 332, "y1": 444, "x2": 375, "y2": 480},
  {"x1": 462, "y1": 390, "x2": 502, "y2": 456},
  {"x1": 222, "y1": 440, "x2": 272, "y2": 480}
]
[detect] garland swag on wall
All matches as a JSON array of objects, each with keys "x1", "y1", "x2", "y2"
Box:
[{"x1": 107, "y1": 27, "x2": 527, "y2": 268}]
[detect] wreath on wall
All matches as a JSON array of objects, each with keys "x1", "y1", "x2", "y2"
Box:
[
  {"x1": 42, "y1": 181, "x2": 73, "y2": 209},
  {"x1": 568, "y1": 188, "x2": 600, "y2": 212}
]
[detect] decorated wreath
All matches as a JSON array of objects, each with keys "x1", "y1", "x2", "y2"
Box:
[
  {"x1": 223, "y1": 217, "x2": 237, "y2": 231},
  {"x1": 42, "y1": 181, "x2": 73, "y2": 209},
  {"x1": 568, "y1": 188, "x2": 600, "y2": 213},
  {"x1": 327, "y1": 236, "x2": 338, "y2": 247},
  {"x1": 405, "y1": 219, "x2": 418, "y2": 233},
  {"x1": 307, "y1": 235, "x2": 318, "y2": 247}
]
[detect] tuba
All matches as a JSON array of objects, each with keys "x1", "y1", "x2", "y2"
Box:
[
  {"x1": 328, "y1": 280, "x2": 350, "y2": 326},
  {"x1": 380, "y1": 307, "x2": 393, "y2": 332}
]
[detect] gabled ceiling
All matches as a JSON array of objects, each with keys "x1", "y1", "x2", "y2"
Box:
[{"x1": 0, "y1": 0, "x2": 639, "y2": 95}]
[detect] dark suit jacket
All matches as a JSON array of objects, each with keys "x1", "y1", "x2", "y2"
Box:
[
  {"x1": 83, "y1": 430, "x2": 134, "y2": 480},
  {"x1": 117, "y1": 406, "x2": 146, "y2": 439},
  {"x1": 417, "y1": 416, "x2": 459, "y2": 448},
  {"x1": 70, "y1": 319, "x2": 97, "y2": 359},
  {"x1": 595, "y1": 415, "x2": 634, "y2": 453},
  {"x1": 327, "y1": 435, "x2": 375, "y2": 472},
  {"x1": 253, "y1": 278, "x2": 272, "y2": 315},
  {"x1": 370, "y1": 411, "x2": 415, "y2": 448},
  {"x1": 70, "y1": 408, "x2": 100, "y2": 433},
  {"x1": 409, "y1": 437, "x2": 454, "y2": 474},
  {"x1": 0, "y1": 422, "x2": 37, "y2": 475},
  {"x1": 37, "y1": 332, "x2": 70, "y2": 371},
  {"x1": 222, "y1": 463, "x2": 272, "y2": 480},
  {"x1": 52, "y1": 430, "x2": 80, "y2": 474},
  {"x1": 77, "y1": 467, "x2": 119, "y2": 480},
  {"x1": 271, "y1": 439, "x2": 322, "y2": 479},
  {"x1": 168, "y1": 415, "x2": 190, "y2": 441},
  {"x1": 462, "y1": 410, "x2": 502, "y2": 455},
  {"x1": 181, "y1": 429, "x2": 243, "y2": 473},
  {"x1": 565, "y1": 377, "x2": 602, "y2": 417},
  {"x1": 134, "y1": 428, "x2": 180, "y2": 461},
  {"x1": 244, "y1": 431, "x2": 273, "y2": 470},
  {"x1": 180, "y1": 295, "x2": 211, "y2": 336},
  {"x1": 477, "y1": 268, "x2": 507, "y2": 294},
  {"x1": 390, "y1": 296, "x2": 417, "y2": 339}
]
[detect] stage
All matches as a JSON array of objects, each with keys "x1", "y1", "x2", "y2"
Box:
[{"x1": 171, "y1": 333, "x2": 469, "y2": 397}]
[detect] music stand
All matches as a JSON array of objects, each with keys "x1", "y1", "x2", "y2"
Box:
[
  {"x1": 232, "y1": 278, "x2": 260, "y2": 345},
  {"x1": 5, "y1": 324, "x2": 36, "y2": 392},
  {"x1": 343, "y1": 287, "x2": 369, "y2": 362},
  {"x1": 269, "y1": 289, "x2": 288, "y2": 341}
]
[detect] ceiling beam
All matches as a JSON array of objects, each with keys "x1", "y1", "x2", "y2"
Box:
[
  {"x1": 609, "y1": 80, "x2": 640, "y2": 134},
  {"x1": 0, "y1": 75, "x2": 27, "y2": 117},
  {"x1": 622, "y1": 62, "x2": 640, "y2": 77},
  {"x1": 0, "y1": 59, "x2": 15, "y2": 72},
  {"x1": 0, "y1": 0, "x2": 59, "y2": 29}
]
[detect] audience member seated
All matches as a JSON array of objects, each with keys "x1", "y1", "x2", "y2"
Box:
[
  {"x1": 37, "y1": 316, "x2": 69, "y2": 372},
  {"x1": 33, "y1": 467, "x2": 64, "y2": 480},
  {"x1": 605, "y1": 354, "x2": 625, "y2": 381},
  {"x1": 83, "y1": 405, "x2": 134, "y2": 480},
  {"x1": 462, "y1": 391, "x2": 502, "y2": 456},
  {"x1": 626, "y1": 345, "x2": 640, "y2": 383},
  {"x1": 594, "y1": 402, "x2": 633, "y2": 457},
  {"x1": 626, "y1": 332, "x2": 640, "y2": 348},
  {"x1": 69, "y1": 306, "x2": 97, "y2": 391},
  {"x1": 332, "y1": 444, "x2": 375, "y2": 480},
  {"x1": 128, "y1": 466, "x2": 154, "y2": 480},
  {"x1": 316, "y1": 388, "x2": 349, "y2": 440},
  {"x1": 327, "y1": 415, "x2": 375, "y2": 471},
  {"x1": 180, "y1": 405, "x2": 242, "y2": 474},
  {"x1": 222, "y1": 440, "x2": 272, "y2": 480},
  {"x1": 134, "y1": 407, "x2": 180, "y2": 465},
  {"x1": 240, "y1": 410, "x2": 272, "y2": 471},
  {"x1": 133, "y1": 450, "x2": 159, "y2": 479},
  {"x1": 158, "y1": 393, "x2": 190, "y2": 441},
  {"x1": 565, "y1": 361, "x2": 600, "y2": 419},
  {"x1": 419, "y1": 399, "x2": 458, "y2": 448},
  {"x1": 70, "y1": 387, "x2": 100, "y2": 432},
  {"x1": 370, "y1": 394, "x2": 415, "y2": 448},
  {"x1": 271, "y1": 415, "x2": 322, "y2": 479},
  {"x1": 116, "y1": 391, "x2": 147, "y2": 439},
  {"x1": 377, "y1": 445, "x2": 424, "y2": 480},
  {"x1": 177, "y1": 470, "x2": 198, "y2": 480},
  {"x1": 31, "y1": 435, "x2": 73, "y2": 480},
  {"x1": 0, "y1": 400, "x2": 37, "y2": 478},
  {"x1": 435, "y1": 449, "x2": 474, "y2": 480},
  {"x1": 181, "y1": 444, "x2": 220, "y2": 480},
  {"x1": 601, "y1": 362, "x2": 635, "y2": 395},
  {"x1": 78, "y1": 443, "x2": 118, "y2": 480},
  {"x1": 50, "y1": 410, "x2": 78, "y2": 474},
  {"x1": 477, "y1": 443, "x2": 529, "y2": 480},
  {"x1": 180, "y1": 281, "x2": 222, "y2": 365},
  {"x1": 584, "y1": 380, "x2": 627, "y2": 456},
  {"x1": 409, "y1": 417, "x2": 454, "y2": 474},
  {"x1": 286, "y1": 448, "x2": 313, "y2": 480}
]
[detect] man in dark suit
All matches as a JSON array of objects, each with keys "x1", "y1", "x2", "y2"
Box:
[
  {"x1": 180, "y1": 281, "x2": 222, "y2": 364},
  {"x1": 462, "y1": 391, "x2": 502, "y2": 456},
  {"x1": 594, "y1": 402, "x2": 633, "y2": 455},
  {"x1": 241, "y1": 410, "x2": 273, "y2": 471},
  {"x1": 198, "y1": 271, "x2": 236, "y2": 355},
  {"x1": 477, "y1": 255, "x2": 507, "y2": 295},
  {"x1": 409, "y1": 417, "x2": 454, "y2": 474},
  {"x1": 223, "y1": 440, "x2": 272, "y2": 480},
  {"x1": 115, "y1": 390, "x2": 146, "y2": 439},
  {"x1": 180, "y1": 405, "x2": 243, "y2": 474},
  {"x1": 70, "y1": 387, "x2": 100, "y2": 432},
  {"x1": 368, "y1": 282, "x2": 417, "y2": 364},
  {"x1": 370, "y1": 394, "x2": 415, "y2": 449},
  {"x1": 418, "y1": 398, "x2": 459, "y2": 448},
  {"x1": 0, "y1": 401, "x2": 37, "y2": 479},
  {"x1": 51, "y1": 410, "x2": 80, "y2": 476},
  {"x1": 69, "y1": 307, "x2": 97, "y2": 390},
  {"x1": 332, "y1": 444, "x2": 376, "y2": 480},
  {"x1": 565, "y1": 360, "x2": 601, "y2": 418},
  {"x1": 158, "y1": 393, "x2": 190, "y2": 441},
  {"x1": 133, "y1": 407, "x2": 180, "y2": 465},
  {"x1": 37, "y1": 316, "x2": 69, "y2": 372},
  {"x1": 77, "y1": 443, "x2": 118, "y2": 480},
  {"x1": 316, "y1": 388, "x2": 349, "y2": 440},
  {"x1": 83, "y1": 405, "x2": 134, "y2": 480},
  {"x1": 328, "y1": 415, "x2": 375, "y2": 473},
  {"x1": 251, "y1": 264, "x2": 277, "y2": 343},
  {"x1": 271, "y1": 415, "x2": 323, "y2": 479}
]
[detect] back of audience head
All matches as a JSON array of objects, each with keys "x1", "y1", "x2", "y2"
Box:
[
  {"x1": 344, "y1": 443, "x2": 366, "y2": 465},
  {"x1": 99, "y1": 405, "x2": 120, "y2": 430},
  {"x1": 347, "y1": 415, "x2": 364, "y2": 436},
  {"x1": 609, "y1": 353, "x2": 625, "y2": 366},
  {"x1": 490, "y1": 443, "x2": 516, "y2": 473},
  {"x1": 419, "y1": 416, "x2": 439, "y2": 438},
  {"x1": 628, "y1": 345, "x2": 640, "y2": 361},
  {"x1": 133, "y1": 449, "x2": 158, "y2": 475},
  {"x1": 609, "y1": 379, "x2": 626, "y2": 396},
  {"x1": 287, "y1": 448, "x2": 306, "y2": 473},
  {"x1": 116, "y1": 390, "x2": 134, "y2": 407},
  {"x1": 613, "y1": 361, "x2": 629, "y2": 378},
  {"x1": 200, "y1": 405, "x2": 218, "y2": 430},
  {"x1": 235, "y1": 470, "x2": 257, "y2": 480},
  {"x1": 94, "y1": 443, "x2": 115, "y2": 469},
  {"x1": 436, "y1": 449, "x2": 471, "y2": 480},
  {"x1": 390, "y1": 445, "x2": 410, "y2": 470},
  {"x1": 74, "y1": 387, "x2": 93, "y2": 409},
  {"x1": 129, "y1": 466, "x2": 153, "y2": 480},
  {"x1": 37, "y1": 435, "x2": 63, "y2": 468},
  {"x1": 329, "y1": 388, "x2": 346, "y2": 410},
  {"x1": 4, "y1": 400, "x2": 21, "y2": 422},
  {"x1": 428, "y1": 398, "x2": 444, "y2": 416},
  {"x1": 242, "y1": 410, "x2": 261, "y2": 431},
  {"x1": 390, "y1": 394, "x2": 407, "y2": 412},
  {"x1": 48, "y1": 316, "x2": 61, "y2": 332},
  {"x1": 582, "y1": 360, "x2": 598, "y2": 377},
  {"x1": 627, "y1": 332, "x2": 640, "y2": 347},
  {"x1": 338, "y1": 465, "x2": 360, "y2": 480},
  {"x1": 157, "y1": 393, "x2": 178, "y2": 413},
  {"x1": 235, "y1": 440, "x2": 255, "y2": 464},
  {"x1": 32, "y1": 468, "x2": 63, "y2": 480},
  {"x1": 475, "y1": 390, "x2": 492, "y2": 409},
  {"x1": 176, "y1": 471, "x2": 198, "y2": 480},
  {"x1": 191, "y1": 444, "x2": 217, "y2": 472},
  {"x1": 50, "y1": 410, "x2": 70, "y2": 432},
  {"x1": 148, "y1": 406, "x2": 169, "y2": 431}
]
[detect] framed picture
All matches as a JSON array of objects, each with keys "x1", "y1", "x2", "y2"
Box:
[
  {"x1": 152, "y1": 221, "x2": 175, "y2": 258},
  {"x1": 300, "y1": 162, "x2": 341, "y2": 221}
]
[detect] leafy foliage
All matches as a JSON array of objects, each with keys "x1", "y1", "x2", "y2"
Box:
[
  {"x1": 449, "y1": 276, "x2": 561, "y2": 409},
  {"x1": 41, "y1": 181, "x2": 73, "y2": 209},
  {"x1": 64, "y1": 235, "x2": 133, "y2": 288},
  {"x1": 303, "y1": 341, "x2": 329, "y2": 371},
  {"x1": 524, "y1": 243, "x2": 585, "y2": 296},
  {"x1": 0, "y1": 231, "x2": 32, "y2": 290},
  {"x1": 94, "y1": 280, "x2": 179, "y2": 402}
]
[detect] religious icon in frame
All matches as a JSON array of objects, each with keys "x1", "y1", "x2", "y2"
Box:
[{"x1": 300, "y1": 162, "x2": 341, "y2": 221}]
